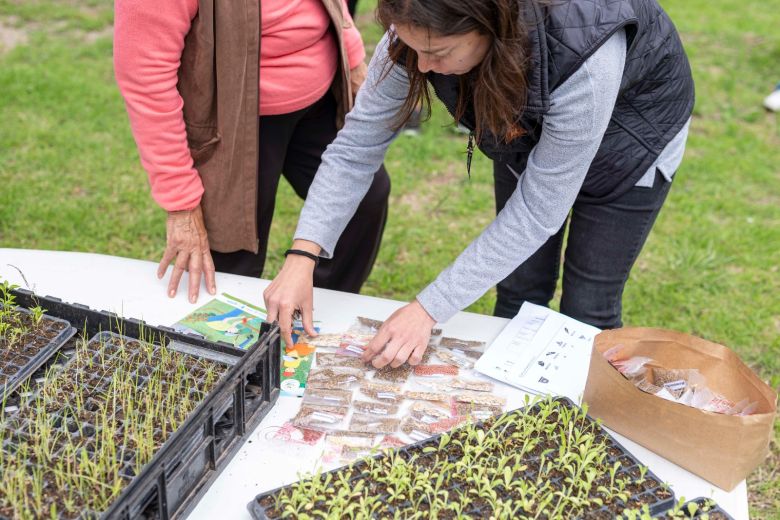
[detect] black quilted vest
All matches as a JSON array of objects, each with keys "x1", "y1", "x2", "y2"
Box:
[{"x1": 427, "y1": 0, "x2": 695, "y2": 203}]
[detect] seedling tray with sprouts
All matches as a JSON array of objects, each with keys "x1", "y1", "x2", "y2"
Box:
[
  {"x1": 0, "y1": 303, "x2": 76, "y2": 398},
  {"x1": 248, "y1": 397, "x2": 675, "y2": 519},
  {"x1": 656, "y1": 497, "x2": 734, "y2": 520},
  {"x1": 0, "y1": 289, "x2": 281, "y2": 520}
]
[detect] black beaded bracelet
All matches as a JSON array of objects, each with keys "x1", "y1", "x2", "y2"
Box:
[{"x1": 284, "y1": 249, "x2": 320, "y2": 266}]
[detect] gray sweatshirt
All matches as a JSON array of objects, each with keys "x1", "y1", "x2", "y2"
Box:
[{"x1": 295, "y1": 29, "x2": 689, "y2": 323}]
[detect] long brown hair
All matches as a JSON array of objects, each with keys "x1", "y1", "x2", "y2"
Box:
[{"x1": 377, "y1": 0, "x2": 531, "y2": 142}]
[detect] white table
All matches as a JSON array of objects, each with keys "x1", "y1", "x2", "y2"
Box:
[{"x1": 0, "y1": 249, "x2": 749, "y2": 519}]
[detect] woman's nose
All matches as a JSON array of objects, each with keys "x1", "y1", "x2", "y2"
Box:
[{"x1": 417, "y1": 54, "x2": 434, "y2": 73}]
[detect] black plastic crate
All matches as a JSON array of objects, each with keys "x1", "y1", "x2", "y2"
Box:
[
  {"x1": 0, "y1": 303, "x2": 76, "y2": 398},
  {"x1": 2, "y1": 288, "x2": 281, "y2": 520},
  {"x1": 247, "y1": 397, "x2": 675, "y2": 519}
]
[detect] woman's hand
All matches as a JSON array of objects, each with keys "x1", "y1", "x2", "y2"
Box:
[
  {"x1": 263, "y1": 240, "x2": 320, "y2": 347},
  {"x1": 361, "y1": 300, "x2": 436, "y2": 368},
  {"x1": 157, "y1": 205, "x2": 217, "y2": 303}
]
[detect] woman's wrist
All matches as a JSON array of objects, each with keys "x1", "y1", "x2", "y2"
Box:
[
  {"x1": 284, "y1": 249, "x2": 320, "y2": 266},
  {"x1": 412, "y1": 298, "x2": 436, "y2": 327},
  {"x1": 291, "y1": 239, "x2": 322, "y2": 255},
  {"x1": 283, "y1": 240, "x2": 321, "y2": 272}
]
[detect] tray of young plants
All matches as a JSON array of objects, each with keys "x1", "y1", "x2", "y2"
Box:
[
  {"x1": 0, "y1": 282, "x2": 77, "y2": 398},
  {"x1": 649, "y1": 497, "x2": 735, "y2": 520},
  {"x1": 247, "y1": 396, "x2": 675, "y2": 519},
  {"x1": 0, "y1": 288, "x2": 281, "y2": 520}
]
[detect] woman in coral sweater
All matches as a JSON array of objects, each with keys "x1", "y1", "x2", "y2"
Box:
[{"x1": 114, "y1": 0, "x2": 390, "y2": 304}]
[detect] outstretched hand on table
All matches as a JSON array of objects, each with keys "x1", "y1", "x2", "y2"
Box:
[
  {"x1": 361, "y1": 300, "x2": 436, "y2": 368},
  {"x1": 157, "y1": 205, "x2": 217, "y2": 304}
]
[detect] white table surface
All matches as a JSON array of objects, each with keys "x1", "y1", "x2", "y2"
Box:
[{"x1": 0, "y1": 248, "x2": 749, "y2": 519}]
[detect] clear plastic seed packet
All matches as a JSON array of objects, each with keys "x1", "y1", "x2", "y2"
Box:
[
  {"x1": 302, "y1": 388, "x2": 353, "y2": 408},
  {"x1": 378, "y1": 434, "x2": 407, "y2": 449},
  {"x1": 295, "y1": 333, "x2": 344, "y2": 349},
  {"x1": 340, "y1": 445, "x2": 376, "y2": 463},
  {"x1": 439, "y1": 347, "x2": 482, "y2": 360},
  {"x1": 322, "y1": 431, "x2": 377, "y2": 464},
  {"x1": 412, "y1": 364, "x2": 459, "y2": 377},
  {"x1": 420, "y1": 378, "x2": 490, "y2": 394},
  {"x1": 446, "y1": 378, "x2": 494, "y2": 393},
  {"x1": 372, "y1": 363, "x2": 412, "y2": 383},
  {"x1": 325, "y1": 430, "x2": 376, "y2": 447},
  {"x1": 409, "y1": 401, "x2": 451, "y2": 423},
  {"x1": 306, "y1": 367, "x2": 365, "y2": 390},
  {"x1": 324, "y1": 430, "x2": 376, "y2": 452},
  {"x1": 272, "y1": 422, "x2": 326, "y2": 445},
  {"x1": 336, "y1": 333, "x2": 374, "y2": 357},
  {"x1": 453, "y1": 391, "x2": 506, "y2": 407},
  {"x1": 359, "y1": 380, "x2": 403, "y2": 402},
  {"x1": 349, "y1": 413, "x2": 400, "y2": 434},
  {"x1": 434, "y1": 348, "x2": 476, "y2": 369},
  {"x1": 353, "y1": 400, "x2": 399, "y2": 416},
  {"x1": 420, "y1": 348, "x2": 434, "y2": 363},
  {"x1": 292, "y1": 405, "x2": 349, "y2": 431},
  {"x1": 651, "y1": 367, "x2": 701, "y2": 399},
  {"x1": 315, "y1": 352, "x2": 368, "y2": 369},
  {"x1": 402, "y1": 416, "x2": 466, "y2": 437},
  {"x1": 438, "y1": 337, "x2": 486, "y2": 351},
  {"x1": 400, "y1": 418, "x2": 431, "y2": 442},
  {"x1": 403, "y1": 390, "x2": 449, "y2": 403},
  {"x1": 351, "y1": 316, "x2": 385, "y2": 335},
  {"x1": 454, "y1": 402, "x2": 504, "y2": 420}
]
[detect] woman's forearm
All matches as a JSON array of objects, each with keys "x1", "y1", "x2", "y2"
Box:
[
  {"x1": 294, "y1": 32, "x2": 408, "y2": 257},
  {"x1": 114, "y1": 0, "x2": 202, "y2": 211}
]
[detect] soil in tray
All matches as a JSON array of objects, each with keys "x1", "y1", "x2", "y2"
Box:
[
  {"x1": 0, "y1": 330, "x2": 229, "y2": 519},
  {"x1": 0, "y1": 309, "x2": 70, "y2": 386},
  {"x1": 251, "y1": 398, "x2": 675, "y2": 519}
]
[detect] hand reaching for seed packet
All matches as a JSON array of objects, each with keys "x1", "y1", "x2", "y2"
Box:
[
  {"x1": 263, "y1": 239, "x2": 320, "y2": 347},
  {"x1": 360, "y1": 300, "x2": 436, "y2": 368}
]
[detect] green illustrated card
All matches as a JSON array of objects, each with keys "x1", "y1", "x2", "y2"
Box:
[
  {"x1": 174, "y1": 293, "x2": 320, "y2": 397},
  {"x1": 173, "y1": 293, "x2": 267, "y2": 350},
  {"x1": 280, "y1": 325, "x2": 319, "y2": 398}
]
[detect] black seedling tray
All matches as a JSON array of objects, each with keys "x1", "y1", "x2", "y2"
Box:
[
  {"x1": 4, "y1": 289, "x2": 281, "y2": 520},
  {"x1": 247, "y1": 397, "x2": 675, "y2": 519},
  {"x1": 0, "y1": 304, "x2": 76, "y2": 398},
  {"x1": 657, "y1": 497, "x2": 735, "y2": 519},
  {"x1": 1, "y1": 330, "x2": 236, "y2": 490},
  {"x1": 1, "y1": 337, "x2": 77, "y2": 415}
]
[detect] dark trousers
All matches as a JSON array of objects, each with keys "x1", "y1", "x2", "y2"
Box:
[
  {"x1": 493, "y1": 162, "x2": 673, "y2": 329},
  {"x1": 211, "y1": 91, "x2": 390, "y2": 293}
]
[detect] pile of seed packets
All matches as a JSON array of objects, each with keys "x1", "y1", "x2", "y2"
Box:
[
  {"x1": 604, "y1": 345, "x2": 759, "y2": 415},
  {"x1": 274, "y1": 317, "x2": 506, "y2": 464}
]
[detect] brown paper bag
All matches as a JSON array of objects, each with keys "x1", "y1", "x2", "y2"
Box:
[{"x1": 583, "y1": 327, "x2": 777, "y2": 491}]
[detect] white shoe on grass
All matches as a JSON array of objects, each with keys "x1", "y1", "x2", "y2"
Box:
[{"x1": 764, "y1": 83, "x2": 780, "y2": 112}]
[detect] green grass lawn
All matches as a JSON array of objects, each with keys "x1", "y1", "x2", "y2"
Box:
[{"x1": 0, "y1": 0, "x2": 778, "y2": 515}]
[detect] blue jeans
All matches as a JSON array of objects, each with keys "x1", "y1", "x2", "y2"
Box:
[{"x1": 493, "y1": 163, "x2": 673, "y2": 329}]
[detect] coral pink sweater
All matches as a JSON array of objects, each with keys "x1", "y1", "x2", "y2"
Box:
[{"x1": 114, "y1": 0, "x2": 365, "y2": 212}]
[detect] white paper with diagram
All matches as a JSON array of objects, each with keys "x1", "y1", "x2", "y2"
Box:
[{"x1": 475, "y1": 302, "x2": 600, "y2": 402}]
